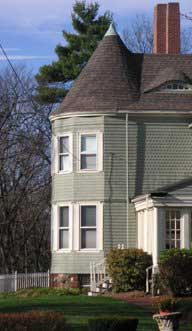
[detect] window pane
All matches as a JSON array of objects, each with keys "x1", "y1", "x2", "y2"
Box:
[
  {"x1": 81, "y1": 135, "x2": 96, "y2": 153},
  {"x1": 60, "y1": 155, "x2": 70, "y2": 171},
  {"x1": 81, "y1": 229, "x2": 96, "y2": 249},
  {"x1": 60, "y1": 207, "x2": 69, "y2": 227},
  {"x1": 60, "y1": 137, "x2": 69, "y2": 153},
  {"x1": 59, "y1": 230, "x2": 69, "y2": 249},
  {"x1": 81, "y1": 206, "x2": 96, "y2": 227},
  {"x1": 81, "y1": 155, "x2": 96, "y2": 170}
]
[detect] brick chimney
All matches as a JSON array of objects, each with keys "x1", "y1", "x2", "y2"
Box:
[{"x1": 153, "y1": 2, "x2": 180, "y2": 54}]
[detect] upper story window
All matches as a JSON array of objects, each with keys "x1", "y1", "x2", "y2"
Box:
[
  {"x1": 80, "y1": 133, "x2": 102, "y2": 171},
  {"x1": 165, "y1": 210, "x2": 181, "y2": 249},
  {"x1": 51, "y1": 131, "x2": 102, "y2": 175},
  {"x1": 59, "y1": 136, "x2": 70, "y2": 171},
  {"x1": 53, "y1": 133, "x2": 72, "y2": 174},
  {"x1": 159, "y1": 81, "x2": 192, "y2": 92},
  {"x1": 59, "y1": 206, "x2": 70, "y2": 249}
]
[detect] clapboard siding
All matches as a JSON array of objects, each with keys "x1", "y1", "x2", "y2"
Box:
[
  {"x1": 52, "y1": 173, "x2": 104, "y2": 202},
  {"x1": 51, "y1": 252, "x2": 104, "y2": 274},
  {"x1": 51, "y1": 114, "x2": 192, "y2": 273},
  {"x1": 103, "y1": 202, "x2": 127, "y2": 251}
]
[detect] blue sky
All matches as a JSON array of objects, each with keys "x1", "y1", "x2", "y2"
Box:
[{"x1": 0, "y1": 0, "x2": 191, "y2": 74}]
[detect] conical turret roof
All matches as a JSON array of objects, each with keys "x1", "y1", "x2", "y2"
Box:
[{"x1": 52, "y1": 24, "x2": 141, "y2": 117}]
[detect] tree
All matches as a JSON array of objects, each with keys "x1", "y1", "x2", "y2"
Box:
[
  {"x1": 123, "y1": 14, "x2": 192, "y2": 54},
  {"x1": 123, "y1": 15, "x2": 153, "y2": 54},
  {"x1": 0, "y1": 66, "x2": 52, "y2": 273},
  {"x1": 36, "y1": 1, "x2": 112, "y2": 103}
]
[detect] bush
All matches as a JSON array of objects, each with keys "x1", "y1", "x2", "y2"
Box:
[
  {"x1": 159, "y1": 249, "x2": 192, "y2": 297},
  {"x1": 88, "y1": 316, "x2": 138, "y2": 331},
  {"x1": 107, "y1": 249, "x2": 152, "y2": 293},
  {"x1": 13, "y1": 287, "x2": 81, "y2": 298},
  {"x1": 0, "y1": 311, "x2": 69, "y2": 331}
]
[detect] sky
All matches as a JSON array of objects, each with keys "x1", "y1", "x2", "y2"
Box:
[{"x1": 0, "y1": 0, "x2": 191, "y2": 74}]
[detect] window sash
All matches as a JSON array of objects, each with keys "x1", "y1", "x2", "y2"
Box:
[
  {"x1": 58, "y1": 135, "x2": 71, "y2": 172},
  {"x1": 80, "y1": 134, "x2": 97, "y2": 170},
  {"x1": 80, "y1": 205, "x2": 97, "y2": 249},
  {"x1": 165, "y1": 210, "x2": 181, "y2": 249},
  {"x1": 59, "y1": 206, "x2": 70, "y2": 249}
]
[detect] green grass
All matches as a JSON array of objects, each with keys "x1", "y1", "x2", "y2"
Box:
[
  {"x1": 0, "y1": 291, "x2": 191, "y2": 331},
  {"x1": 0, "y1": 293, "x2": 156, "y2": 331}
]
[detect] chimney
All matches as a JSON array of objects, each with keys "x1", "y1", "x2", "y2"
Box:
[
  {"x1": 153, "y1": 2, "x2": 180, "y2": 54},
  {"x1": 154, "y1": 4, "x2": 167, "y2": 54}
]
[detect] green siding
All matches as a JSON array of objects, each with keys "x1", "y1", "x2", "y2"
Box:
[
  {"x1": 52, "y1": 252, "x2": 104, "y2": 274},
  {"x1": 51, "y1": 114, "x2": 192, "y2": 273}
]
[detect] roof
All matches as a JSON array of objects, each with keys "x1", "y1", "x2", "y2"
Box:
[{"x1": 52, "y1": 26, "x2": 192, "y2": 117}]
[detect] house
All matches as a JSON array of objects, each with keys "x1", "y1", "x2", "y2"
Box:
[{"x1": 50, "y1": 2, "x2": 192, "y2": 288}]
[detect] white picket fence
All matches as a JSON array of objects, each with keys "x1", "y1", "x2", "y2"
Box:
[{"x1": 0, "y1": 271, "x2": 50, "y2": 293}]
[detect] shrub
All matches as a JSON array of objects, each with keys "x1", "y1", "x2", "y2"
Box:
[
  {"x1": 88, "y1": 316, "x2": 138, "y2": 331},
  {"x1": 159, "y1": 249, "x2": 192, "y2": 297},
  {"x1": 107, "y1": 249, "x2": 152, "y2": 292},
  {"x1": 0, "y1": 311, "x2": 69, "y2": 331},
  {"x1": 14, "y1": 287, "x2": 81, "y2": 298}
]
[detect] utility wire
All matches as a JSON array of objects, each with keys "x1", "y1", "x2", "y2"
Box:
[{"x1": 0, "y1": 42, "x2": 80, "y2": 162}]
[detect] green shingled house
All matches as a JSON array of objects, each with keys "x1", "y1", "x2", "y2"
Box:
[{"x1": 50, "y1": 2, "x2": 192, "y2": 287}]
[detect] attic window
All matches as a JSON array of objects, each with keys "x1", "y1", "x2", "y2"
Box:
[{"x1": 159, "y1": 81, "x2": 192, "y2": 92}]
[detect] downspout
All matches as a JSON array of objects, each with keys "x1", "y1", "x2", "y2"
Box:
[{"x1": 126, "y1": 113, "x2": 129, "y2": 248}]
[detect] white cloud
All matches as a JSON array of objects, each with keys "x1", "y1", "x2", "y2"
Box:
[
  {"x1": 4, "y1": 48, "x2": 21, "y2": 52},
  {"x1": 0, "y1": 55, "x2": 54, "y2": 61}
]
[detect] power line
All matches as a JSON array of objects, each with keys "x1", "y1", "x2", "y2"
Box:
[{"x1": 181, "y1": 13, "x2": 192, "y2": 21}]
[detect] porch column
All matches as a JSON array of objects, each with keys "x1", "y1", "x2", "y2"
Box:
[
  {"x1": 153, "y1": 207, "x2": 165, "y2": 266},
  {"x1": 153, "y1": 207, "x2": 158, "y2": 266},
  {"x1": 181, "y1": 208, "x2": 191, "y2": 249}
]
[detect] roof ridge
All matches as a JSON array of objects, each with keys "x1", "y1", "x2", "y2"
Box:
[{"x1": 105, "y1": 23, "x2": 118, "y2": 37}]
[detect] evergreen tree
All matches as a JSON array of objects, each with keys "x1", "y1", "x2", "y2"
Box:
[{"x1": 36, "y1": 1, "x2": 112, "y2": 103}]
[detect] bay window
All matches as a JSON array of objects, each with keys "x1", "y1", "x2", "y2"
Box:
[
  {"x1": 59, "y1": 206, "x2": 69, "y2": 249},
  {"x1": 80, "y1": 134, "x2": 97, "y2": 170},
  {"x1": 80, "y1": 206, "x2": 97, "y2": 249},
  {"x1": 58, "y1": 135, "x2": 72, "y2": 172}
]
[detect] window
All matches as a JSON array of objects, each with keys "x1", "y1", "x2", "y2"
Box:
[
  {"x1": 58, "y1": 135, "x2": 72, "y2": 172},
  {"x1": 165, "y1": 210, "x2": 181, "y2": 249},
  {"x1": 80, "y1": 206, "x2": 97, "y2": 249},
  {"x1": 59, "y1": 206, "x2": 69, "y2": 249},
  {"x1": 160, "y1": 81, "x2": 192, "y2": 92},
  {"x1": 80, "y1": 134, "x2": 97, "y2": 170}
]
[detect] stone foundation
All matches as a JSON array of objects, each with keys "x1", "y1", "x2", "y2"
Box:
[{"x1": 50, "y1": 274, "x2": 80, "y2": 288}]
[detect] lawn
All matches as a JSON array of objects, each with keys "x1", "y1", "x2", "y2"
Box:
[
  {"x1": 0, "y1": 292, "x2": 156, "y2": 331},
  {"x1": 0, "y1": 291, "x2": 191, "y2": 331}
]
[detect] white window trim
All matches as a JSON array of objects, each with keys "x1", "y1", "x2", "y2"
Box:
[
  {"x1": 78, "y1": 131, "x2": 103, "y2": 173},
  {"x1": 53, "y1": 203, "x2": 73, "y2": 252},
  {"x1": 78, "y1": 201, "x2": 103, "y2": 252},
  {"x1": 53, "y1": 132, "x2": 73, "y2": 175},
  {"x1": 165, "y1": 209, "x2": 182, "y2": 249},
  {"x1": 53, "y1": 201, "x2": 103, "y2": 253}
]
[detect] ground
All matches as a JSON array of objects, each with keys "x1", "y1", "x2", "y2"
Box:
[{"x1": 0, "y1": 290, "x2": 191, "y2": 330}]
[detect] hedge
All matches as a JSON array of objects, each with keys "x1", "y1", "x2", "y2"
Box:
[
  {"x1": 88, "y1": 316, "x2": 138, "y2": 331},
  {"x1": 159, "y1": 248, "x2": 192, "y2": 296},
  {"x1": 0, "y1": 312, "x2": 69, "y2": 331},
  {"x1": 107, "y1": 249, "x2": 152, "y2": 292}
]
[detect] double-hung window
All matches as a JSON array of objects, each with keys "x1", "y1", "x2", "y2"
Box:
[
  {"x1": 80, "y1": 134, "x2": 97, "y2": 170},
  {"x1": 59, "y1": 206, "x2": 69, "y2": 249},
  {"x1": 165, "y1": 210, "x2": 181, "y2": 249},
  {"x1": 80, "y1": 206, "x2": 97, "y2": 249},
  {"x1": 59, "y1": 135, "x2": 72, "y2": 172}
]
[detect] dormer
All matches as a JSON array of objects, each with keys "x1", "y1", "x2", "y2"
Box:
[{"x1": 144, "y1": 68, "x2": 192, "y2": 94}]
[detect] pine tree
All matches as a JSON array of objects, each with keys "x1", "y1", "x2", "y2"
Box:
[{"x1": 36, "y1": 1, "x2": 112, "y2": 103}]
